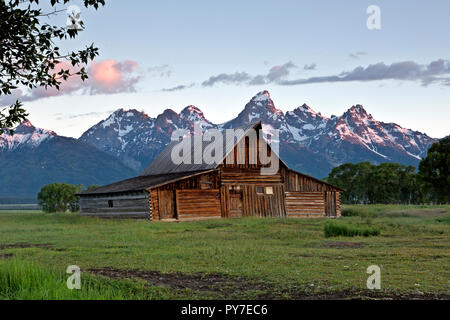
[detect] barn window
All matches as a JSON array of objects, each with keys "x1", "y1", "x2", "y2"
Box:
[
  {"x1": 108, "y1": 200, "x2": 114, "y2": 208},
  {"x1": 265, "y1": 186, "x2": 274, "y2": 195},
  {"x1": 256, "y1": 186, "x2": 273, "y2": 195}
]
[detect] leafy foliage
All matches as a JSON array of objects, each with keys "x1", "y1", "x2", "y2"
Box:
[
  {"x1": 327, "y1": 138, "x2": 449, "y2": 205},
  {"x1": 0, "y1": 0, "x2": 105, "y2": 134},
  {"x1": 37, "y1": 182, "x2": 81, "y2": 212},
  {"x1": 326, "y1": 162, "x2": 423, "y2": 204},
  {"x1": 419, "y1": 136, "x2": 450, "y2": 204}
]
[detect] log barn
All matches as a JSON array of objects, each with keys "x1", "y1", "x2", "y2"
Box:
[{"x1": 78, "y1": 121, "x2": 343, "y2": 220}]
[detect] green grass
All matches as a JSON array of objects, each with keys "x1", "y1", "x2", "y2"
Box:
[
  {"x1": 0, "y1": 205, "x2": 449, "y2": 299},
  {"x1": 324, "y1": 221, "x2": 380, "y2": 237},
  {"x1": 0, "y1": 260, "x2": 156, "y2": 299}
]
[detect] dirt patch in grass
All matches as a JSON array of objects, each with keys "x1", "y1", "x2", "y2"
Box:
[
  {"x1": 0, "y1": 253, "x2": 14, "y2": 259},
  {"x1": 289, "y1": 253, "x2": 314, "y2": 258},
  {"x1": 88, "y1": 267, "x2": 269, "y2": 295},
  {"x1": 205, "y1": 222, "x2": 233, "y2": 229},
  {"x1": 323, "y1": 242, "x2": 366, "y2": 248},
  {"x1": 87, "y1": 267, "x2": 449, "y2": 300},
  {"x1": 0, "y1": 243, "x2": 53, "y2": 250}
]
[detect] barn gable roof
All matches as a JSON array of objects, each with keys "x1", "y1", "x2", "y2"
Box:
[{"x1": 139, "y1": 121, "x2": 263, "y2": 176}]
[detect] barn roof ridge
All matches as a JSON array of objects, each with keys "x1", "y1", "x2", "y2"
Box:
[{"x1": 139, "y1": 120, "x2": 263, "y2": 176}]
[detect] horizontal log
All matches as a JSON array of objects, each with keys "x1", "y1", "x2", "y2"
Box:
[
  {"x1": 81, "y1": 212, "x2": 148, "y2": 218},
  {"x1": 80, "y1": 194, "x2": 148, "y2": 201},
  {"x1": 179, "y1": 216, "x2": 222, "y2": 221},
  {"x1": 178, "y1": 213, "x2": 221, "y2": 218}
]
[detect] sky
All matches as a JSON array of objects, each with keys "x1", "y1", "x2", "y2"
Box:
[{"x1": 4, "y1": 0, "x2": 450, "y2": 138}]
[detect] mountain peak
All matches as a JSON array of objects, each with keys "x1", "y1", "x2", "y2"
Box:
[
  {"x1": 0, "y1": 119, "x2": 56, "y2": 150},
  {"x1": 159, "y1": 108, "x2": 178, "y2": 117},
  {"x1": 20, "y1": 119, "x2": 34, "y2": 127},
  {"x1": 113, "y1": 108, "x2": 150, "y2": 119},
  {"x1": 295, "y1": 103, "x2": 320, "y2": 115},
  {"x1": 14, "y1": 119, "x2": 36, "y2": 135},
  {"x1": 179, "y1": 105, "x2": 213, "y2": 127},
  {"x1": 251, "y1": 90, "x2": 271, "y2": 102},
  {"x1": 246, "y1": 90, "x2": 282, "y2": 115},
  {"x1": 14, "y1": 119, "x2": 56, "y2": 136},
  {"x1": 346, "y1": 104, "x2": 369, "y2": 116},
  {"x1": 180, "y1": 105, "x2": 204, "y2": 117}
]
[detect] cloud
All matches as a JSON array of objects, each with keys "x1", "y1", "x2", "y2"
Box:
[
  {"x1": 202, "y1": 72, "x2": 252, "y2": 87},
  {"x1": 161, "y1": 83, "x2": 196, "y2": 92},
  {"x1": 278, "y1": 59, "x2": 450, "y2": 86},
  {"x1": 155, "y1": 58, "x2": 450, "y2": 93},
  {"x1": 349, "y1": 51, "x2": 368, "y2": 59},
  {"x1": 148, "y1": 64, "x2": 172, "y2": 77},
  {"x1": 266, "y1": 62, "x2": 297, "y2": 82},
  {"x1": 201, "y1": 61, "x2": 297, "y2": 87},
  {"x1": 88, "y1": 59, "x2": 141, "y2": 94},
  {"x1": 303, "y1": 63, "x2": 317, "y2": 70},
  {"x1": 0, "y1": 59, "x2": 142, "y2": 105},
  {"x1": 54, "y1": 111, "x2": 116, "y2": 120}
]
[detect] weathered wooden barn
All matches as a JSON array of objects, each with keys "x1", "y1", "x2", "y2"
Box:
[{"x1": 78, "y1": 122, "x2": 343, "y2": 220}]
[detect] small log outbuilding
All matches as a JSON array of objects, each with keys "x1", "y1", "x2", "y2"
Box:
[{"x1": 78, "y1": 122, "x2": 343, "y2": 220}]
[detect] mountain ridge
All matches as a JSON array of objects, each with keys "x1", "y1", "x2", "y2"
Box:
[{"x1": 78, "y1": 90, "x2": 437, "y2": 177}]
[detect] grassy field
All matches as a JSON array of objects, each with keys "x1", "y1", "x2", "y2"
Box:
[{"x1": 0, "y1": 204, "x2": 449, "y2": 299}]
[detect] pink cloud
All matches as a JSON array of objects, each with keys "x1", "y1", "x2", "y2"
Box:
[
  {"x1": 88, "y1": 59, "x2": 141, "y2": 94},
  {"x1": 0, "y1": 59, "x2": 142, "y2": 105}
]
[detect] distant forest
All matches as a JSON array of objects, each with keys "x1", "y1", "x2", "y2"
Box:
[{"x1": 325, "y1": 136, "x2": 449, "y2": 205}]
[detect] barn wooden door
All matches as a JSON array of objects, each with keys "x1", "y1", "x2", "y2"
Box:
[
  {"x1": 325, "y1": 192, "x2": 337, "y2": 217},
  {"x1": 229, "y1": 191, "x2": 243, "y2": 217},
  {"x1": 158, "y1": 190, "x2": 177, "y2": 220}
]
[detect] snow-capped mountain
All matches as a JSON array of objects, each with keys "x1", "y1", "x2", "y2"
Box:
[
  {"x1": 77, "y1": 90, "x2": 437, "y2": 177},
  {"x1": 79, "y1": 106, "x2": 216, "y2": 171},
  {"x1": 0, "y1": 120, "x2": 137, "y2": 197},
  {"x1": 0, "y1": 120, "x2": 56, "y2": 150}
]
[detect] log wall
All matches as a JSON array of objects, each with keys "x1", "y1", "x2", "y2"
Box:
[
  {"x1": 281, "y1": 167, "x2": 338, "y2": 192},
  {"x1": 79, "y1": 192, "x2": 149, "y2": 218},
  {"x1": 149, "y1": 189, "x2": 159, "y2": 220},
  {"x1": 176, "y1": 189, "x2": 221, "y2": 221},
  {"x1": 324, "y1": 191, "x2": 341, "y2": 217},
  {"x1": 285, "y1": 192, "x2": 325, "y2": 217}
]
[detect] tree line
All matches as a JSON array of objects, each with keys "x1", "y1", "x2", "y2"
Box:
[{"x1": 325, "y1": 136, "x2": 449, "y2": 204}]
